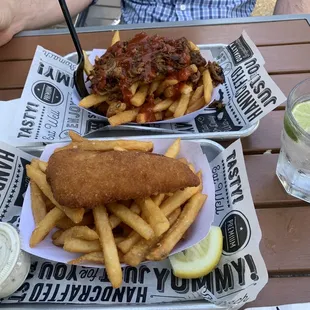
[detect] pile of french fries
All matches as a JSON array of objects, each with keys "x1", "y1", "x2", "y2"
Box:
[
  {"x1": 27, "y1": 131, "x2": 207, "y2": 288},
  {"x1": 79, "y1": 31, "x2": 215, "y2": 126}
]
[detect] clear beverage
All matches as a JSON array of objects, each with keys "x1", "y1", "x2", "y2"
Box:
[{"x1": 276, "y1": 79, "x2": 310, "y2": 203}]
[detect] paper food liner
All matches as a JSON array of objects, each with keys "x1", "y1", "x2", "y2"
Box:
[
  {"x1": 70, "y1": 48, "x2": 217, "y2": 124},
  {"x1": 19, "y1": 138, "x2": 215, "y2": 267}
]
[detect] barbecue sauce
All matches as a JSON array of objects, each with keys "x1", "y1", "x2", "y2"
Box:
[{"x1": 91, "y1": 32, "x2": 206, "y2": 104}]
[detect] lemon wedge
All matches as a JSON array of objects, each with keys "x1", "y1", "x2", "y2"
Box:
[
  {"x1": 292, "y1": 100, "x2": 310, "y2": 133},
  {"x1": 169, "y1": 226, "x2": 223, "y2": 279}
]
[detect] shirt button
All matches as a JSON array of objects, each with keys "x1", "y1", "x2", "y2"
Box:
[{"x1": 180, "y1": 4, "x2": 186, "y2": 10}]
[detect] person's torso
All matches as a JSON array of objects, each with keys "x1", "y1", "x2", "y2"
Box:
[{"x1": 121, "y1": 0, "x2": 256, "y2": 24}]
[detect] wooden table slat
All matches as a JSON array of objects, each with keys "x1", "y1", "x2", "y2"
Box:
[
  {"x1": 261, "y1": 44, "x2": 310, "y2": 74},
  {"x1": 258, "y1": 207, "x2": 310, "y2": 273},
  {"x1": 221, "y1": 110, "x2": 284, "y2": 154},
  {"x1": 244, "y1": 277, "x2": 310, "y2": 308},
  {"x1": 246, "y1": 153, "x2": 291, "y2": 206},
  {"x1": 0, "y1": 60, "x2": 31, "y2": 89},
  {"x1": 272, "y1": 73, "x2": 310, "y2": 98},
  {"x1": 0, "y1": 89, "x2": 22, "y2": 101},
  {"x1": 244, "y1": 153, "x2": 309, "y2": 207},
  {"x1": 0, "y1": 20, "x2": 310, "y2": 61},
  {"x1": 2, "y1": 44, "x2": 310, "y2": 92}
]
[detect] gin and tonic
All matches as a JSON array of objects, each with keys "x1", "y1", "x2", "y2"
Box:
[{"x1": 276, "y1": 79, "x2": 310, "y2": 203}]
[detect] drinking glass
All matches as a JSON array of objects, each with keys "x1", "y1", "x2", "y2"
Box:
[{"x1": 276, "y1": 78, "x2": 310, "y2": 203}]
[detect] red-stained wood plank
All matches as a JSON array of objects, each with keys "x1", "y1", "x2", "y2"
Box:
[
  {"x1": 271, "y1": 73, "x2": 310, "y2": 98},
  {"x1": 220, "y1": 110, "x2": 284, "y2": 154},
  {"x1": 0, "y1": 89, "x2": 22, "y2": 101},
  {"x1": 244, "y1": 154, "x2": 304, "y2": 207},
  {"x1": 241, "y1": 110, "x2": 284, "y2": 154},
  {"x1": 245, "y1": 277, "x2": 310, "y2": 308},
  {"x1": 0, "y1": 60, "x2": 31, "y2": 89},
  {"x1": 258, "y1": 207, "x2": 310, "y2": 273},
  {"x1": 0, "y1": 20, "x2": 310, "y2": 61},
  {"x1": 260, "y1": 44, "x2": 310, "y2": 74}
]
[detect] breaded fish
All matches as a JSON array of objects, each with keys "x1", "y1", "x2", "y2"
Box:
[{"x1": 46, "y1": 149, "x2": 200, "y2": 209}]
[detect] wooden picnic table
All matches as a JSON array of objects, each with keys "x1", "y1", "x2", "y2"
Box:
[{"x1": 1, "y1": 14, "x2": 310, "y2": 308}]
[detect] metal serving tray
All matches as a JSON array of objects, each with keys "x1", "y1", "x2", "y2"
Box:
[
  {"x1": 64, "y1": 44, "x2": 259, "y2": 141},
  {"x1": 6, "y1": 139, "x2": 225, "y2": 310}
]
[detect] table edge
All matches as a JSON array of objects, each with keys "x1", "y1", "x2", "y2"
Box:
[{"x1": 16, "y1": 14, "x2": 310, "y2": 37}]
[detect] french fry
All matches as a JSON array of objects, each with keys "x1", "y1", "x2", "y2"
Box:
[
  {"x1": 189, "y1": 64, "x2": 198, "y2": 73},
  {"x1": 117, "y1": 230, "x2": 142, "y2": 254},
  {"x1": 178, "y1": 157, "x2": 188, "y2": 165},
  {"x1": 148, "y1": 80, "x2": 160, "y2": 95},
  {"x1": 155, "y1": 79, "x2": 178, "y2": 96},
  {"x1": 186, "y1": 96, "x2": 205, "y2": 114},
  {"x1": 114, "y1": 236, "x2": 126, "y2": 245},
  {"x1": 113, "y1": 146, "x2": 127, "y2": 151},
  {"x1": 154, "y1": 97, "x2": 162, "y2": 105},
  {"x1": 130, "y1": 82, "x2": 139, "y2": 95},
  {"x1": 68, "y1": 251, "x2": 104, "y2": 265},
  {"x1": 52, "y1": 229, "x2": 63, "y2": 240},
  {"x1": 26, "y1": 165, "x2": 84, "y2": 223},
  {"x1": 189, "y1": 85, "x2": 204, "y2": 107},
  {"x1": 180, "y1": 84, "x2": 193, "y2": 95},
  {"x1": 79, "y1": 94, "x2": 108, "y2": 109},
  {"x1": 93, "y1": 205, "x2": 122, "y2": 288},
  {"x1": 136, "y1": 113, "x2": 148, "y2": 124},
  {"x1": 43, "y1": 196, "x2": 55, "y2": 212},
  {"x1": 160, "y1": 178, "x2": 201, "y2": 217},
  {"x1": 163, "y1": 85, "x2": 176, "y2": 98},
  {"x1": 109, "y1": 202, "x2": 140, "y2": 229},
  {"x1": 63, "y1": 238, "x2": 101, "y2": 253},
  {"x1": 146, "y1": 193, "x2": 207, "y2": 261},
  {"x1": 153, "y1": 98, "x2": 174, "y2": 112},
  {"x1": 55, "y1": 139, "x2": 153, "y2": 153},
  {"x1": 83, "y1": 50, "x2": 94, "y2": 75},
  {"x1": 107, "y1": 203, "x2": 154, "y2": 240},
  {"x1": 203, "y1": 69, "x2": 213, "y2": 105},
  {"x1": 56, "y1": 212, "x2": 94, "y2": 230},
  {"x1": 154, "y1": 112, "x2": 163, "y2": 121},
  {"x1": 69, "y1": 130, "x2": 86, "y2": 142},
  {"x1": 188, "y1": 40, "x2": 199, "y2": 51},
  {"x1": 109, "y1": 109, "x2": 139, "y2": 126},
  {"x1": 30, "y1": 180, "x2": 47, "y2": 225},
  {"x1": 188, "y1": 163, "x2": 195, "y2": 173},
  {"x1": 111, "y1": 30, "x2": 120, "y2": 46},
  {"x1": 164, "y1": 110, "x2": 173, "y2": 118},
  {"x1": 174, "y1": 93, "x2": 191, "y2": 118},
  {"x1": 136, "y1": 198, "x2": 170, "y2": 237},
  {"x1": 31, "y1": 158, "x2": 40, "y2": 169},
  {"x1": 123, "y1": 208, "x2": 181, "y2": 267},
  {"x1": 196, "y1": 170, "x2": 203, "y2": 192},
  {"x1": 68, "y1": 251, "x2": 124, "y2": 265},
  {"x1": 109, "y1": 215, "x2": 122, "y2": 229},
  {"x1": 54, "y1": 226, "x2": 99, "y2": 246},
  {"x1": 168, "y1": 101, "x2": 178, "y2": 113},
  {"x1": 152, "y1": 193, "x2": 165, "y2": 207},
  {"x1": 164, "y1": 138, "x2": 181, "y2": 158},
  {"x1": 38, "y1": 161, "x2": 48, "y2": 173},
  {"x1": 106, "y1": 101, "x2": 127, "y2": 117},
  {"x1": 130, "y1": 85, "x2": 149, "y2": 107},
  {"x1": 30, "y1": 207, "x2": 65, "y2": 247}
]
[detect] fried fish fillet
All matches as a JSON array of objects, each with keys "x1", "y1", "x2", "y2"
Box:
[{"x1": 46, "y1": 149, "x2": 200, "y2": 209}]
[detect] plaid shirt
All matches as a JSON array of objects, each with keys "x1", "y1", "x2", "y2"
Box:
[{"x1": 121, "y1": 0, "x2": 256, "y2": 24}]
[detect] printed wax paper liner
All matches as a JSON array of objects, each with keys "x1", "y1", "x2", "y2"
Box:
[{"x1": 0, "y1": 139, "x2": 267, "y2": 309}]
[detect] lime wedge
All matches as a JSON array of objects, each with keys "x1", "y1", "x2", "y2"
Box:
[
  {"x1": 292, "y1": 101, "x2": 310, "y2": 133},
  {"x1": 169, "y1": 226, "x2": 223, "y2": 279}
]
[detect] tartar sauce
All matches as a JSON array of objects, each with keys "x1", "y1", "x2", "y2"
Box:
[{"x1": 0, "y1": 223, "x2": 31, "y2": 298}]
